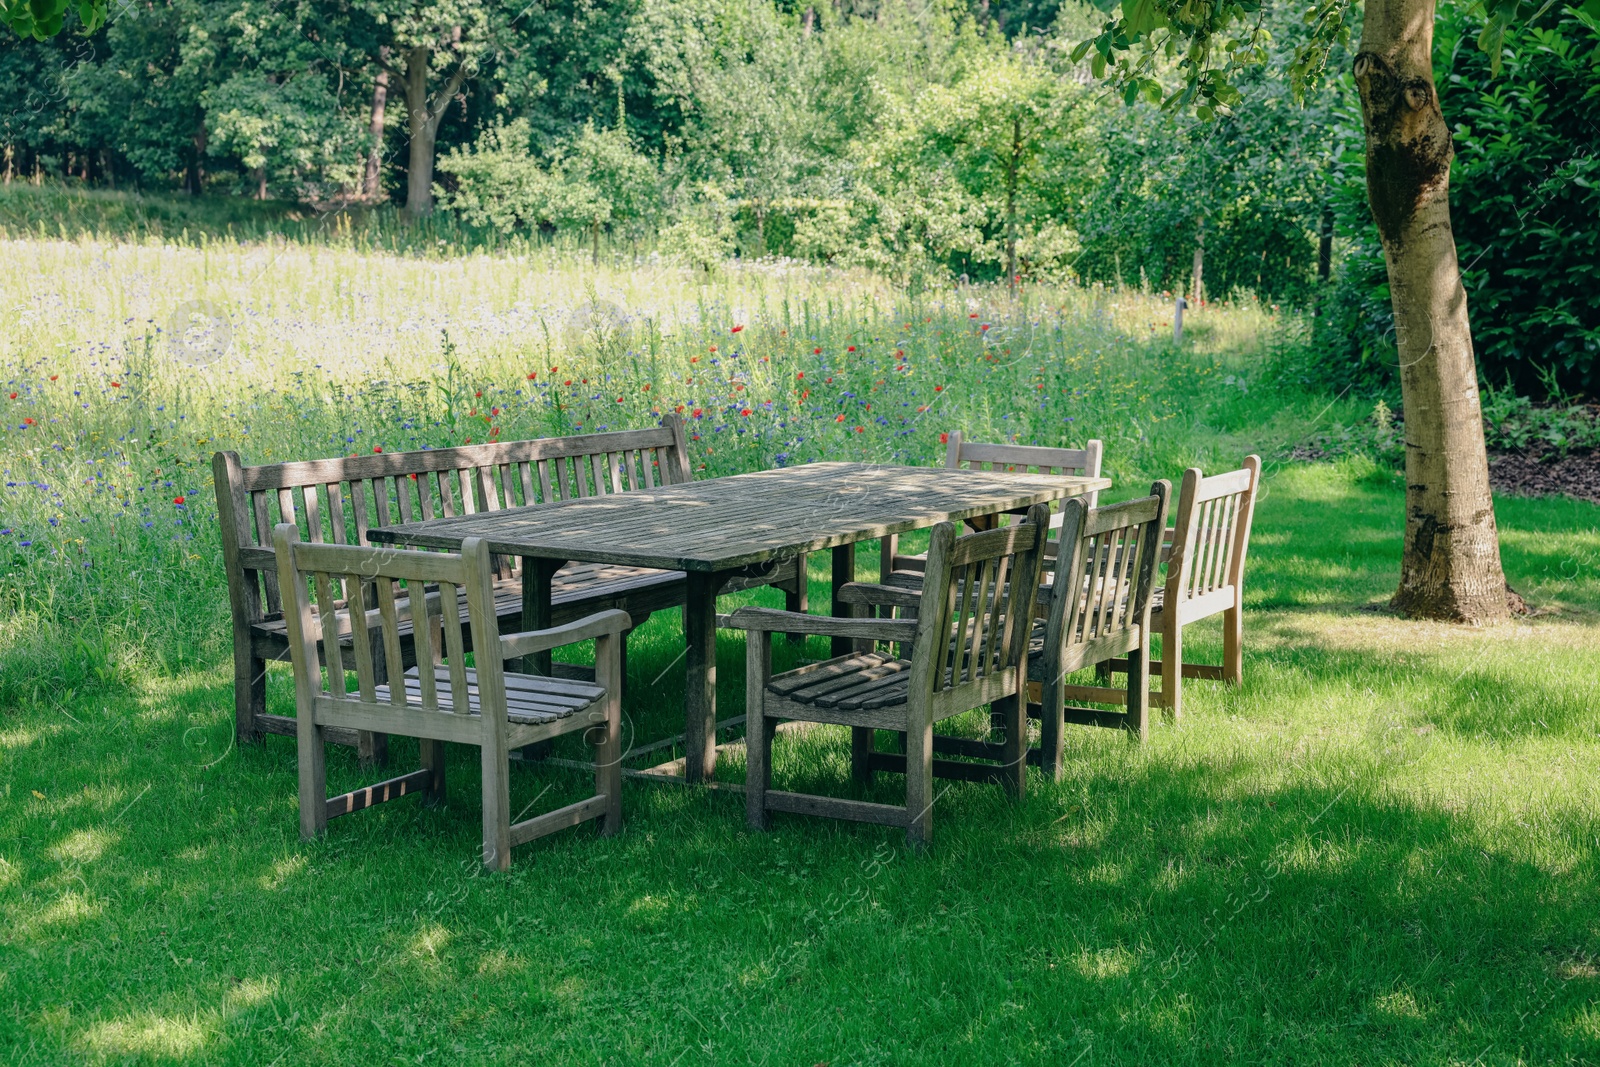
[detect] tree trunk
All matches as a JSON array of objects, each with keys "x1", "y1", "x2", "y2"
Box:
[
  {"x1": 364, "y1": 51, "x2": 390, "y2": 201},
  {"x1": 404, "y1": 46, "x2": 437, "y2": 218},
  {"x1": 185, "y1": 121, "x2": 206, "y2": 196},
  {"x1": 1354, "y1": 0, "x2": 1511, "y2": 622},
  {"x1": 1317, "y1": 202, "x2": 1334, "y2": 282},
  {"x1": 1005, "y1": 115, "x2": 1020, "y2": 294},
  {"x1": 255, "y1": 164, "x2": 268, "y2": 200},
  {"x1": 1191, "y1": 224, "x2": 1204, "y2": 305}
]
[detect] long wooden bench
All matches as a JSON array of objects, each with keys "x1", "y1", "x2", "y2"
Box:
[{"x1": 213, "y1": 416, "x2": 805, "y2": 752}]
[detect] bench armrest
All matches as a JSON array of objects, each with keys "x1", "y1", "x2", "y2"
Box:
[
  {"x1": 500, "y1": 609, "x2": 632, "y2": 660},
  {"x1": 723, "y1": 607, "x2": 918, "y2": 643}
]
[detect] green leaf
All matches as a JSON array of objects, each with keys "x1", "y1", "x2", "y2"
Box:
[{"x1": 1121, "y1": 0, "x2": 1166, "y2": 37}]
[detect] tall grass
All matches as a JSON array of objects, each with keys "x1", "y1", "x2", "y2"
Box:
[{"x1": 0, "y1": 228, "x2": 1329, "y2": 706}]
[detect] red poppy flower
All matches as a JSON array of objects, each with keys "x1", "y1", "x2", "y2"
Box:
[
  {"x1": 173, "y1": 496, "x2": 185, "y2": 505},
  {"x1": 675, "y1": 405, "x2": 685, "y2": 413},
  {"x1": 708, "y1": 345, "x2": 718, "y2": 353},
  {"x1": 740, "y1": 408, "x2": 752, "y2": 416},
  {"x1": 691, "y1": 356, "x2": 699, "y2": 363},
  {"x1": 939, "y1": 433, "x2": 949, "y2": 443},
  {"x1": 23, "y1": 417, "x2": 34, "y2": 425},
  {"x1": 564, "y1": 380, "x2": 572, "y2": 386},
  {"x1": 491, "y1": 407, "x2": 500, "y2": 415},
  {"x1": 6, "y1": 393, "x2": 15, "y2": 399},
  {"x1": 373, "y1": 446, "x2": 383, "y2": 453},
  {"x1": 110, "y1": 381, "x2": 120, "y2": 387},
  {"x1": 49, "y1": 375, "x2": 57, "y2": 381},
  {"x1": 474, "y1": 391, "x2": 482, "y2": 398},
  {"x1": 642, "y1": 384, "x2": 651, "y2": 391},
  {"x1": 813, "y1": 347, "x2": 822, "y2": 355},
  {"x1": 847, "y1": 346, "x2": 856, "y2": 352},
  {"x1": 731, "y1": 325, "x2": 744, "y2": 333},
  {"x1": 934, "y1": 385, "x2": 943, "y2": 392},
  {"x1": 835, "y1": 414, "x2": 845, "y2": 422},
  {"x1": 796, "y1": 372, "x2": 804, "y2": 379},
  {"x1": 693, "y1": 408, "x2": 703, "y2": 418},
  {"x1": 854, "y1": 425, "x2": 864, "y2": 433}
]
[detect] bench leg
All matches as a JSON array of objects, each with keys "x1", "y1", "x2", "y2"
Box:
[
  {"x1": 420, "y1": 739, "x2": 447, "y2": 805},
  {"x1": 996, "y1": 694, "x2": 1026, "y2": 798},
  {"x1": 851, "y1": 728, "x2": 874, "y2": 786}
]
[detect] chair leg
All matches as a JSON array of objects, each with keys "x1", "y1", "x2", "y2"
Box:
[
  {"x1": 595, "y1": 633, "x2": 623, "y2": 836},
  {"x1": 1163, "y1": 620, "x2": 1183, "y2": 722},
  {"x1": 297, "y1": 711, "x2": 328, "y2": 841},
  {"x1": 996, "y1": 694, "x2": 1026, "y2": 798},
  {"x1": 905, "y1": 708, "x2": 934, "y2": 848},
  {"x1": 1222, "y1": 605, "x2": 1243, "y2": 687},
  {"x1": 480, "y1": 728, "x2": 512, "y2": 872},
  {"x1": 1038, "y1": 675, "x2": 1066, "y2": 784},
  {"x1": 419, "y1": 739, "x2": 444, "y2": 806},
  {"x1": 851, "y1": 728, "x2": 874, "y2": 786},
  {"x1": 1126, "y1": 640, "x2": 1150, "y2": 743},
  {"x1": 236, "y1": 645, "x2": 265, "y2": 744},
  {"x1": 357, "y1": 730, "x2": 388, "y2": 768}
]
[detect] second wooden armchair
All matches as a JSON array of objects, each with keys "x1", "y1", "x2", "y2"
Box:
[{"x1": 727, "y1": 505, "x2": 1052, "y2": 846}]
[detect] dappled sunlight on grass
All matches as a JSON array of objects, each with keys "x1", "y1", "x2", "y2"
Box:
[
  {"x1": 47, "y1": 828, "x2": 118, "y2": 867},
  {"x1": 82, "y1": 1012, "x2": 210, "y2": 1059}
]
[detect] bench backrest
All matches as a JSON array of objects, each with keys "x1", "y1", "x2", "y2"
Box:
[
  {"x1": 1042, "y1": 483, "x2": 1170, "y2": 676},
  {"x1": 943, "y1": 431, "x2": 1104, "y2": 508},
  {"x1": 1164, "y1": 456, "x2": 1261, "y2": 618},
  {"x1": 215, "y1": 416, "x2": 691, "y2": 623}
]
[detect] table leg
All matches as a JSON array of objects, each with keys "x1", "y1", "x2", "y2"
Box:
[
  {"x1": 683, "y1": 571, "x2": 720, "y2": 783},
  {"x1": 831, "y1": 542, "x2": 858, "y2": 659},
  {"x1": 520, "y1": 556, "x2": 561, "y2": 675}
]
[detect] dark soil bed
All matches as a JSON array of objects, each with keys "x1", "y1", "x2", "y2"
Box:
[{"x1": 1489, "y1": 449, "x2": 1600, "y2": 504}]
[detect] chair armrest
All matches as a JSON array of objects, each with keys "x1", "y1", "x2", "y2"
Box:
[
  {"x1": 723, "y1": 607, "x2": 918, "y2": 643},
  {"x1": 834, "y1": 581, "x2": 923, "y2": 610},
  {"x1": 500, "y1": 608, "x2": 632, "y2": 660}
]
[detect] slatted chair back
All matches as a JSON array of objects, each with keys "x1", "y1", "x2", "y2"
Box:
[
  {"x1": 1165, "y1": 456, "x2": 1261, "y2": 622},
  {"x1": 216, "y1": 417, "x2": 692, "y2": 623},
  {"x1": 911, "y1": 503, "x2": 1051, "y2": 716},
  {"x1": 944, "y1": 431, "x2": 1104, "y2": 508},
  {"x1": 273, "y1": 528, "x2": 502, "y2": 730},
  {"x1": 1043, "y1": 487, "x2": 1170, "y2": 678}
]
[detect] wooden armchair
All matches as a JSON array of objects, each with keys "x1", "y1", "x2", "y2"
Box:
[
  {"x1": 1106, "y1": 456, "x2": 1260, "y2": 719},
  {"x1": 273, "y1": 526, "x2": 626, "y2": 870},
  {"x1": 1031, "y1": 485, "x2": 1170, "y2": 777},
  {"x1": 727, "y1": 505, "x2": 1051, "y2": 847},
  {"x1": 880, "y1": 432, "x2": 1103, "y2": 578}
]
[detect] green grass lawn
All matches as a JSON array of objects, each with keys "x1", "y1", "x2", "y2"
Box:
[{"x1": 4, "y1": 459, "x2": 1598, "y2": 1065}]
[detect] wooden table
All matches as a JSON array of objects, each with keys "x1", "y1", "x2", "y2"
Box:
[{"x1": 368, "y1": 461, "x2": 1110, "y2": 783}]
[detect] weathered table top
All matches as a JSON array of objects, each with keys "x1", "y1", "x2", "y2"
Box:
[{"x1": 367, "y1": 461, "x2": 1111, "y2": 573}]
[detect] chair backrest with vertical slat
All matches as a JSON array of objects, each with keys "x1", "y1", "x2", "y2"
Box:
[
  {"x1": 912, "y1": 504, "x2": 1051, "y2": 700},
  {"x1": 943, "y1": 431, "x2": 1104, "y2": 510},
  {"x1": 272, "y1": 525, "x2": 499, "y2": 719},
  {"x1": 1164, "y1": 456, "x2": 1261, "y2": 613},
  {"x1": 217, "y1": 416, "x2": 691, "y2": 622},
  {"x1": 1044, "y1": 483, "x2": 1171, "y2": 675}
]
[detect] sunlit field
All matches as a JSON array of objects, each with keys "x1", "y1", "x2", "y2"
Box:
[{"x1": 3, "y1": 232, "x2": 1598, "y2": 1065}]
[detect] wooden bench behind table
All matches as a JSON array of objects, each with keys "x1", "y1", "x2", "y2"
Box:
[{"x1": 213, "y1": 415, "x2": 806, "y2": 754}]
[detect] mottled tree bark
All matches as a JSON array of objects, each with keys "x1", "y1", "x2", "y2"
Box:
[
  {"x1": 1354, "y1": 0, "x2": 1511, "y2": 622},
  {"x1": 364, "y1": 50, "x2": 390, "y2": 201},
  {"x1": 402, "y1": 40, "x2": 469, "y2": 219}
]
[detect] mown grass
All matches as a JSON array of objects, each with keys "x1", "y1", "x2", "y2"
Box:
[{"x1": 3, "y1": 218, "x2": 1598, "y2": 1065}]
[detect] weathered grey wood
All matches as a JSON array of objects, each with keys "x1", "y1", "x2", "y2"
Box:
[
  {"x1": 683, "y1": 570, "x2": 721, "y2": 783},
  {"x1": 271, "y1": 524, "x2": 629, "y2": 870},
  {"x1": 1030, "y1": 484, "x2": 1170, "y2": 774},
  {"x1": 368, "y1": 462, "x2": 1107, "y2": 572},
  {"x1": 740, "y1": 507, "x2": 1050, "y2": 846},
  {"x1": 884, "y1": 434, "x2": 1105, "y2": 577},
  {"x1": 325, "y1": 768, "x2": 434, "y2": 819},
  {"x1": 213, "y1": 417, "x2": 755, "y2": 750}
]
